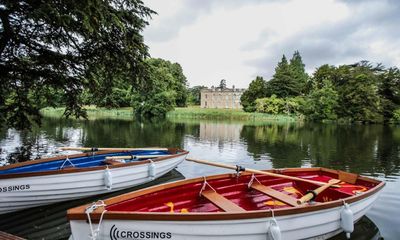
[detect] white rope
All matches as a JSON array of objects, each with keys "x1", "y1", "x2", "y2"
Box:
[
  {"x1": 60, "y1": 156, "x2": 75, "y2": 169},
  {"x1": 199, "y1": 177, "x2": 217, "y2": 196},
  {"x1": 85, "y1": 200, "x2": 107, "y2": 240},
  {"x1": 247, "y1": 174, "x2": 262, "y2": 188}
]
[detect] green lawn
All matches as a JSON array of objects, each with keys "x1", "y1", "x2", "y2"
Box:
[
  {"x1": 167, "y1": 106, "x2": 298, "y2": 122},
  {"x1": 41, "y1": 106, "x2": 299, "y2": 122},
  {"x1": 41, "y1": 106, "x2": 134, "y2": 119}
]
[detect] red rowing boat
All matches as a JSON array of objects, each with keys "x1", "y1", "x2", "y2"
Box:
[{"x1": 68, "y1": 163, "x2": 384, "y2": 240}]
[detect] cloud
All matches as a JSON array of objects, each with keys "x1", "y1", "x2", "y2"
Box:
[
  {"x1": 143, "y1": 0, "x2": 400, "y2": 88},
  {"x1": 246, "y1": 0, "x2": 400, "y2": 77},
  {"x1": 144, "y1": 0, "x2": 268, "y2": 42}
]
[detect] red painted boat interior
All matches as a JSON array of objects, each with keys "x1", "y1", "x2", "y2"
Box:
[{"x1": 106, "y1": 170, "x2": 378, "y2": 213}]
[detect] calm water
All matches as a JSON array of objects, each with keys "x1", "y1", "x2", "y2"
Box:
[{"x1": 0, "y1": 117, "x2": 399, "y2": 239}]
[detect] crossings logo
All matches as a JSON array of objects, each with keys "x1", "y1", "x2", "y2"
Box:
[
  {"x1": 110, "y1": 225, "x2": 172, "y2": 240},
  {"x1": 0, "y1": 184, "x2": 30, "y2": 192}
]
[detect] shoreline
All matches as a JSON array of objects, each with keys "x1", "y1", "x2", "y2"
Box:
[{"x1": 40, "y1": 106, "x2": 299, "y2": 122}]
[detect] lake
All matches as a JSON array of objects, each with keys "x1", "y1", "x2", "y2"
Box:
[{"x1": 0, "y1": 117, "x2": 399, "y2": 239}]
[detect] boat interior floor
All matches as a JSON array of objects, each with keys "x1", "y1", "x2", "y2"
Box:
[
  {"x1": 106, "y1": 170, "x2": 378, "y2": 213},
  {"x1": 0, "y1": 150, "x2": 172, "y2": 175}
]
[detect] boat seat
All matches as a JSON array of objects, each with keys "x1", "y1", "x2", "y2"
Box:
[
  {"x1": 250, "y1": 182, "x2": 298, "y2": 207},
  {"x1": 201, "y1": 189, "x2": 246, "y2": 212},
  {"x1": 103, "y1": 159, "x2": 124, "y2": 166}
]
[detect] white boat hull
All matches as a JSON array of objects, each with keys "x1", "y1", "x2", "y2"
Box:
[
  {"x1": 0, "y1": 154, "x2": 186, "y2": 214},
  {"x1": 69, "y1": 190, "x2": 381, "y2": 240}
]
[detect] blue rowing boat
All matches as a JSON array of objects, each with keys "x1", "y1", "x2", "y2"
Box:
[{"x1": 0, "y1": 147, "x2": 188, "y2": 214}]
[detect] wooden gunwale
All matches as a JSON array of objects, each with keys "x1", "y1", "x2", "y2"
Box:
[
  {"x1": 67, "y1": 168, "x2": 385, "y2": 222},
  {"x1": 0, "y1": 149, "x2": 188, "y2": 180}
]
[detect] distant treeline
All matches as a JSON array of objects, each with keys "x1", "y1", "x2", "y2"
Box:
[
  {"x1": 40, "y1": 53, "x2": 400, "y2": 124},
  {"x1": 240, "y1": 51, "x2": 400, "y2": 123}
]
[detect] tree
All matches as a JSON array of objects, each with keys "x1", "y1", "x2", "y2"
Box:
[
  {"x1": 289, "y1": 51, "x2": 309, "y2": 93},
  {"x1": 187, "y1": 86, "x2": 207, "y2": 105},
  {"x1": 240, "y1": 76, "x2": 268, "y2": 112},
  {"x1": 304, "y1": 80, "x2": 338, "y2": 121},
  {"x1": 378, "y1": 67, "x2": 400, "y2": 121},
  {"x1": 219, "y1": 79, "x2": 227, "y2": 89},
  {"x1": 133, "y1": 58, "x2": 188, "y2": 117},
  {"x1": 335, "y1": 62, "x2": 383, "y2": 122},
  {"x1": 266, "y1": 55, "x2": 302, "y2": 98},
  {"x1": 0, "y1": 0, "x2": 155, "y2": 129}
]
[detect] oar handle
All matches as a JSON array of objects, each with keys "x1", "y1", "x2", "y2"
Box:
[
  {"x1": 59, "y1": 147, "x2": 169, "y2": 151},
  {"x1": 296, "y1": 179, "x2": 341, "y2": 205},
  {"x1": 186, "y1": 158, "x2": 339, "y2": 187},
  {"x1": 105, "y1": 155, "x2": 166, "y2": 160}
]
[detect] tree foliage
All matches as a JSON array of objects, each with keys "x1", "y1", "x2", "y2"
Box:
[
  {"x1": 133, "y1": 58, "x2": 188, "y2": 117},
  {"x1": 304, "y1": 80, "x2": 338, "y2": 121},
  {"x1": 0, "y1": 0, "x2": 154, "y2": 129},
  {"x1": 378, "y1": 67, "x2": 400, "y2": 121},
  {"x1": 266, "y1": 52, "x2": 309, "y2": 98},
  {"x1": 256, "y1": 95, "x2": 304, "y2": 115},
  {"x1": 187, "y1": 85, "x2": 207, "y2": 105},
  {"x1": 240, "y1": 76, "x2": 268, "y2": 112}
]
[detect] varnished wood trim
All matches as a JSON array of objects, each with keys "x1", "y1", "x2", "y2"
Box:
[
  {"x1": 0, "y1": 149, "x2": 188, "y2": 179},
  {"x1": 67, "y1": 169, "x2": 385, "y2": 221}
]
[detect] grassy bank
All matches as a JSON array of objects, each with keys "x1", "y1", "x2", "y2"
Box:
[
  {"x1": 41, "y1": 106, "x2": 299, "y2": 122},
  {"x1": 41, "y1": 106, "x2": 134, "y2": 119},
  {"x1": 167, "y1": 107, "x2": 298, "y2": 122}
]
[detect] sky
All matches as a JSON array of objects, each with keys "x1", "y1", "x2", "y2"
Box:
[{"x1": 143, "y1": 0, "x2": 400, "y2": 88}]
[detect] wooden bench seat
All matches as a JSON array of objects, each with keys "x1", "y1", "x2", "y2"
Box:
[
  {"x1": 201, "y1": 190, "x2": 245, "y2": 212},
  {"x1": 250, "y1": 182, "x2": 298, "y2": 207},
  {"x1": 103, "y1": 159, "x2": 124, "y2": 166}
]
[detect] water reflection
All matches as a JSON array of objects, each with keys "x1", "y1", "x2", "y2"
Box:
[{"x1": 0, "y1": 118, "x2": 399, "y2": 239}]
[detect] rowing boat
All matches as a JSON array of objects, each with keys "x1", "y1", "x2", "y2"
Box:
[
  {"x1": 67, "y1": 166, "x2": 384, "y2": 240},
  {"x1": 0, "y1": 148, "x2": 188, "y2": 214}
]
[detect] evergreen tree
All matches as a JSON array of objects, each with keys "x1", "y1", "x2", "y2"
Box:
[
  {"x1": 240, "y1": 76, "x2": 268, "y2": 112},
  {"x1": 219, "y1": 79, "x2": 227, "y2": 89},
  {"x1": 0, "y1": 0, "x2": 154, "y2": 129},
  {"x1": 267, "y1": 55, "x2": 301, "y2": 97},
  {"x1": 289, "y1": 51, "x2": 309, "y2": 94}
]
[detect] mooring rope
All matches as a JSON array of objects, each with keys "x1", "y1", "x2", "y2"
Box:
[{"x1": 85, "y1": 200, "x2": 107, "y2": 240}]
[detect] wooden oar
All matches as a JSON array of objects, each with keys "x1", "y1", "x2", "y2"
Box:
[
  {"x1": 105, "y1": 155, "x2": 166, "y2": 160},
  {"x1": 296, "y1": 179, "x2": 341, "y2": 205},
  {"x1": 186, "y1": 158, "x2": 340, "y2": 187},
  {"x1": 59, "y1": 147, "x2": 168, "y2": 152}
]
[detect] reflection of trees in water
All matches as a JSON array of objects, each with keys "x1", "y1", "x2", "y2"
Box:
[
  {"x1": 240, "y1": 123, "x2": 307, "y2": 168},
  {"x1": 0, "y1": 117, "x2": 189, "y2": 164},
  {"x1": 80, "y1": 119, "x2": 186, "y2": 148},
  {"x1": 240, "y1": 123, "x2": 400, "y2": 176}
]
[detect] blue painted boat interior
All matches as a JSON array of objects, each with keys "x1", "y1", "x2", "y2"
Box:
[{"x1": 0, "y1": 150, "x2": 172, "y2": 175}]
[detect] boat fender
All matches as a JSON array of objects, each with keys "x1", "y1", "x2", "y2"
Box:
[
  {"x1": 148, "y1": 160, "x2": 156, "y2": 180},
  {"x1": 104, "y1": 167, "x2": 112, "y2": 190},
  {"x1": 267, "y1": 210, "x2": 282, "y2": 240},
  {"x1": 340, "y1": 202, "x2": 354, "y2": 239},
  {"x1": 267, "y1": 219, "x2": 282, "y2": 240}
]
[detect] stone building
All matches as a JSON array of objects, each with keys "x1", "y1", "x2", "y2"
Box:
[{"x1": 200, "y1": 85, "x2": 245, "y2": 109}]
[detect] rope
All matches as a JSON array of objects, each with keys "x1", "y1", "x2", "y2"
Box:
[
  {"x1": 247, "y1": 174, "x2": 262, "y2": 188},
  {"x1": 199, "y1": 177, "x2": 217, "y2": 196},
  {"x1": 59, "y1": 156, "x2": 75, "y2": 169},
  {"x1": 85, "y1": 200, "x2": 107, "y2": 240}
]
